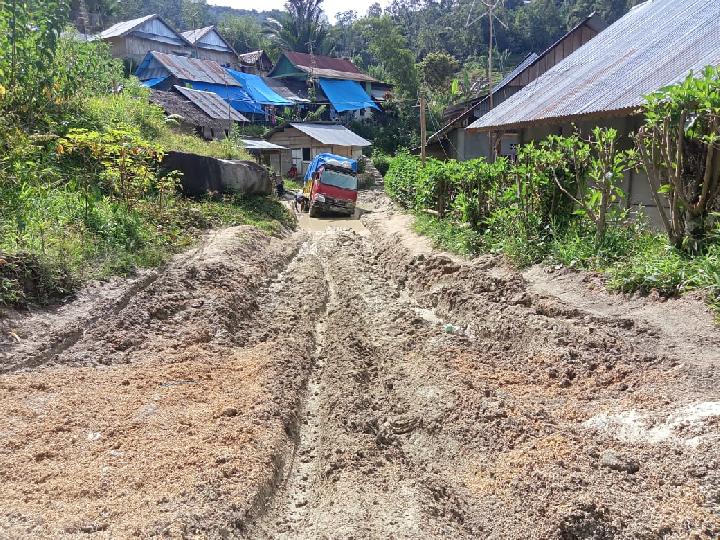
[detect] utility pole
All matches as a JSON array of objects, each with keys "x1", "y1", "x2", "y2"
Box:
[
  {"x1": 487, "y1": 4, "x2": 494, "y2": 110},
  {"x1": 467, "y1": 0, "x2": 506, "y2": 111},
  {"x1": 420, "y1": 94, "x2": 427, "y2": 165}
]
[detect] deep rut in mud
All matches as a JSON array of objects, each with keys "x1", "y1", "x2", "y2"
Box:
[
  {"x1": 249, "y1": 229, "x2": 467, "y2": 538},
  {"x1": 252, "y1": 243, "x2": 335, "y2": 537}
]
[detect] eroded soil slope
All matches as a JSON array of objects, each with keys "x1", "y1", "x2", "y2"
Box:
[{"x1": 1, "y1": 195, "x2": 719, "y2": 538}]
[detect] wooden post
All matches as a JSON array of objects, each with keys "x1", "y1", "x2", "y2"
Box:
[{"x1": 420, "y1": 94, "x2": 427, "y2": 165}]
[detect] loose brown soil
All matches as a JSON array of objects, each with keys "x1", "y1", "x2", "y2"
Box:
[{"x1": 1, "y1": 189, "x2": 718, "y2": 538}]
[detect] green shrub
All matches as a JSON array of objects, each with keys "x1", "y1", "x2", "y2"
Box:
[
  {"x1": 607, "y1": 233, "x2": 720, "y2": 303},
  {"x1": 81, "y1": 80, "x2": 166, "y2": 139},
  {"x1": 482, "y1": 207, "x2": 551, "y2": 267},
  {"x1": 607, "y1": 235, "x2": 690, "y2": 295},
  {"x1": 372, "y1": 152, "x2": 391, "y2": 176},
  {"x1": 549, "y1": 218, "x2": 646, "y2": 269},
  {"x1": 412, "y1": 215, "x2": 482, "y2": 256},
  {"x1": 385, "y1": 152, "x2": 422, "y2": 208}
]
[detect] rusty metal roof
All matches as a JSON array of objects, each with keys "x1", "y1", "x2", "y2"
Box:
[
  {"x1": 281, "y1": 51, "x2": 377, "y2": 82},
  {"x1": 148, "y1": 52, "x2": 239, "y2": 86},
  {"x1": 469, "y1": 0, "x2": 720, "y2": 131},
  {"x1": 174, "y1": 85, "x2": 248, "y2": 122},
  {"x1": 150, "y1": 89, "x2": 230, "y2": 129}
]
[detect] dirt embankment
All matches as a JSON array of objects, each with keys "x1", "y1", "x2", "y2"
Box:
[{"x1": 1, "y1": 191, "x2": 719, "y2": 538}]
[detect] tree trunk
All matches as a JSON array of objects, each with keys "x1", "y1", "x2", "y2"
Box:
[
  {"x1": 595, "y1": 187, "x2": 609, "y2": 247},
  {"x1": 684, "y1": 212, "x2": 706, "y2": 254}
]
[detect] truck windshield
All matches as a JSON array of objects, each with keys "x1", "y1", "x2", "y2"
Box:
[{"x1": 320, "y1": 169, "x2": 357, "y2": 190}]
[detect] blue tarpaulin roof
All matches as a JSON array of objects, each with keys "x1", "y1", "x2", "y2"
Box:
[
  {"x1": 185, "y1": 81, "x2": 266, "y2": 115},
  {"x1": 141, "y1": 76, "x2": 168, "y2": 88},
  {"x1": 318, "y1": 78, "x2": 379, "y2": 113},
  {"x1": 225, "y1": 69, "x2": 293, "y2": 106}
]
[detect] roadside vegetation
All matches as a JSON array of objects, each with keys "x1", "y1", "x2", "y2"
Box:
[
  {"x1": 0, "y1": 4, "x2": 290, "y2": 307},
  {"x1": 384, "y1": 67, "x2": 720, "y2": 315}
]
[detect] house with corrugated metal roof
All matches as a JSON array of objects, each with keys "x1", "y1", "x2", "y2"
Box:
[
  {"x1": 135, "y1": 51, "x2": 267, "y2": 118},
  {"x1": 238, "y1": 50, "x2": 274, "y2": 74},
  {"x1": 181, "y1": 26, "x2": 240, "y2": 68},
  {"x1": 425, "y1": 12, "x2": 604, "y2": 161},
  {"x1": 467, "y1": 0, "x2": 720, "y2": 226},
  {"x1": 150, "y1": 86, "x2": 248, "y2": 140},
  {"x1": 266, "y1": 123, "x2": 371, "y2": 176},
  {"x1": 98, "y1": 14, "x2": 192, "y2": 68},
  {"x1": 269, "y1": 51, "x2": 385, "y2": 119}
]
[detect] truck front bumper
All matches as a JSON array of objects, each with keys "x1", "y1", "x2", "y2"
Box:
[{"x1": 313, "y1": 198, "x2": 355, "y2": 215}]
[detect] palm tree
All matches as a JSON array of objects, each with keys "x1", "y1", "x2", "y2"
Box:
[{"x1": 264, "y1": 0, "x2": 328, "y2": 53}]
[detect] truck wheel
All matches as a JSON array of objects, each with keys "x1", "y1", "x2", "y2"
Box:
[{"x1": 309, "y1": 204, "x2": 319, "y2": 218}]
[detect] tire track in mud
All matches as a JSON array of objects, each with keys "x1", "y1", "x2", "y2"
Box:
[
  {"x1": 3, "y1": 201, "x2": 719, "y2": 538},
  {"x1": 250, "y1": 235, "x2": 336, "y2": 538},
  {"x1": 247, "y1": 229, "x2": 475, "y2": 539}
]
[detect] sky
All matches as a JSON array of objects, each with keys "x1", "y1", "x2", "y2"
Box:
[{"x1": 208, "y1": 0, "x2": 392, "y2": 22}]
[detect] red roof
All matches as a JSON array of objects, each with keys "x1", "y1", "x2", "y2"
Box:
[{"x1": 282, "y1": 51, "x2": 376, "y2": 82}]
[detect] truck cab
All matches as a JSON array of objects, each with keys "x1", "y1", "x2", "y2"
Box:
[{"x1": 303, "y1": 154, "x2": 358, "y2": 217}]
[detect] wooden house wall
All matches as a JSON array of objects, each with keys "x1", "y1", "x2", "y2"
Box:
[
  {"x1": 194, "y1": 48, "x2": 239, "y2": 68},
  {"x1": 196, "y1": 30, "x2": 229, "y2": 50},
  {"x1": 113, "y1": 35, "x2": 190, "y2": 64},
  {"x1": 267, "y1": 127, "x2": 315, "y2": 150},
  {"x1": 433, "y1": 18, "x2": 602, "y2": 162},
  {"x1": 137, "y1": 18, "x2": 185, "y2": 43},
  {"x1": 192, "y1": 29, "x2": 239, "y2": 67}
]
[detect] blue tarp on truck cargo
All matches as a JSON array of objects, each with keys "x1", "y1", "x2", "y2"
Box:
[
  {"x1": 304, "y1": 153, "x2": 357, "y2": 181},
  {"x1": 318, "y1": 78, "x2": 380, "y2": 113}
]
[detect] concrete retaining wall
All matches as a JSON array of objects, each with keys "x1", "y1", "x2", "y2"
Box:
[{"x1": 163, "y1": 151, "x2": 273, "y2": 197}]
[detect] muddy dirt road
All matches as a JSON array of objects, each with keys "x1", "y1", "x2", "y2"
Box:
[{"x1": 1, "y1": 189, "x2": 719, "y2": 538}]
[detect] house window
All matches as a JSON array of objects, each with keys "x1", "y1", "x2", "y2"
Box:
[
  {"x1": 291, "y1": 148, "x2": 303, "y2": 168},
  {"x1": 302, "y1": 147, "x2": 311, "y2": 161}
]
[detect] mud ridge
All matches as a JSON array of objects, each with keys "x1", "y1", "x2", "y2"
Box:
[
  {"x1": 236, "y1": 236, "x2": 334, "y2": 536},
  {"x1": 246, "y1": 240, "x2": 336, "y2": 537},
  {"x1": 361, "y1": 216, "x2": 720, "y2": 538}
]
